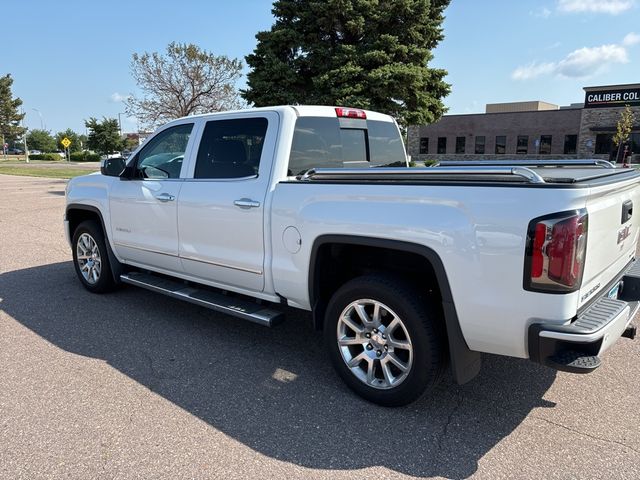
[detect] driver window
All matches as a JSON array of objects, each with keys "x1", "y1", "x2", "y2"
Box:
[{"x1": 136, "y1": 123, "x2": 194, "y2": 179}]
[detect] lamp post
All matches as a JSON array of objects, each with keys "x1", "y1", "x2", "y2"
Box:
[
  {"x1": 32, "y1": 108, "x2": 45, "y2": 130},
  {"x1": 117, "y1": 112, "x2": 124, "y2": 137},
  {"x1": 20, "y1": 107, "x2": 29, "y2": 163}
]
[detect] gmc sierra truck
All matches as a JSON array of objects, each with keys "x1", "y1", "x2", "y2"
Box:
[{"x1": 65, "y1": 106, "x2": 640, "y2": 406}]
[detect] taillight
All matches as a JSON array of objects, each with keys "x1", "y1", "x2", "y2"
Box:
[
  {"x1": 524, "y1": 210, "x2": 588, "y2": 293},
  {"x1": 335, "y1": 107, "x2": 367, "y2": 119}
]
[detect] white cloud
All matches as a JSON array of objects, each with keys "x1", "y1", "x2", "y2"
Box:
[
  {"x1": 557, "y1": 0, "x2": 635, "y2": 14},
  {"x1": 512, "y1": 62, "x2": 556, "y2": 81},
  {"x1": 557, "y1": 44, "x2": 628, "y2": 77},
  {"x1": 622, "y1": 32, "x2": 640, "y2": 46},
  {"x1": 110, "y1": 92, "x2": 130, "y2": 103},
  {"x1": 530, "y1": 7, "x2": 552, "y2": 18},
  {"x1": 512, "y1": 35, "x2": 634, "y2": 80}
]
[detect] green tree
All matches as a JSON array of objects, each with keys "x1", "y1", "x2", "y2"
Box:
[
  {"x1": 55, "y1": 129, "x2": 82, "y2": 152},
  {"x1": 125, "y1": 42, "x2": 244, "y2": 129},
  {"x1": 613, "y1": 105, "x2": 636, "y2": 162},
  {"x1": 85, "y1": 117, "x2": 123, "y2": 154},
  {"x1": 0, "y1": 74, "x2": 26, "y2": 147},
  {"x1": 242, "y1": 0, "x2": 451, "y2": 127},
  {"x1": 26, "y1": 129, "x2": 57, "y2": 152}
]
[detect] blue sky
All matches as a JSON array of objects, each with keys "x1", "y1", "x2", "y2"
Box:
[{"x1": 3, "y1": 0, "x2": 639, "y2": 134}]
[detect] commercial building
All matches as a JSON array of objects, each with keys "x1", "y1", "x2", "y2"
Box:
[{"x1": 407, "y1": 83, "x2": 640, "y2": 163}]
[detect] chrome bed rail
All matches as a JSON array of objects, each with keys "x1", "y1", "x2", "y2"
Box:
[
  {"x1": 436, "y1": 159, "x2": 615, "y2": 169},
  {"x1": 299, "y1": 166, "x2": 546, "y2": 184}
]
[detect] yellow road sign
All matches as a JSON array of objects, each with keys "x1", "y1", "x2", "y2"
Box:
[{"x1": 61, "y1": 137, "x2": 71, "y2": 149}]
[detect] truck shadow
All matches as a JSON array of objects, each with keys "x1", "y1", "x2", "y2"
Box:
[{"x1": 0, "y1": 262, "x2": 557, "y2": 479}]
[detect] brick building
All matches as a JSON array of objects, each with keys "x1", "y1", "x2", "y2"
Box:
[{"x1": 407, "y1": 82, "x2": 640, "y2": 163}]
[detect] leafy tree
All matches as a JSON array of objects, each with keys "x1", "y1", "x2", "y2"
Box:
[
  {"x1": 613, "y1": 105, "x2": 636, "y2": 162},
  {"x1": 26, "y1": 129, "x2": 56, "y2": 152},
  {"x1": 0, "y1": 74, "x2": 26, "y2": 146},
  {"x1": 122, "y1": 134, "x2": 140, "y2": 151},
  {"x1": 242, "y1": 0, "x2": 451, "y2": 127},
  {"x1": 55, "y1": 129, "x2": 82, "y2": 152},
  {"x1": 125, "y1": 42, "x2": 244, "y2": 129},
  {"x1": 85, "y1": 117, "x2": 123, "y2": 154}
]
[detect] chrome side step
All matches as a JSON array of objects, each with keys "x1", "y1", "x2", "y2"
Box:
[{"x1": 120, "y1": 272, "x2": 284, "y2": 327}]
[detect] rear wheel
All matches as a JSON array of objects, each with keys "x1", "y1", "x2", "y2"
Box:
[
  {"x1": 324, "y1": 274, "x2": 445, "y2": 406},
  {"x1": 72, "y1": 220, "x2": 116, "y2": 293}
]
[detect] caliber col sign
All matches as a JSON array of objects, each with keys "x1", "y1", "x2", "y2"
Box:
[{"x1": 584, "y1": 87, "x2": 640, "y2": 109}]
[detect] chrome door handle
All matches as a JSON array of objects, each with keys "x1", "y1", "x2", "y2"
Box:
[
  {"x1": 234, "y1": 198, "x2": 261, "y2": 209},
  {"x1": 155, "y1": 193, "x2": 175, "y2": 202}
]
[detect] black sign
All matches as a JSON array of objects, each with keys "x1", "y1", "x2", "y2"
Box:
[{"x1": 584, "y1": 87, "x2": 640, "y2": 109}]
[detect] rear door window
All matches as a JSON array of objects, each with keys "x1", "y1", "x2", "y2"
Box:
[{"x1": 194, "y1": 117, "x2": 268, "y2": 179}]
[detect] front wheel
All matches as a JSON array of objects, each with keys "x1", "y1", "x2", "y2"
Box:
[
  {"x1": 324, "y1": 274, "x2": 445, "y2": 407},
  {"x1": 72, "y1": 220, "x2": 117, "y2": 293}
]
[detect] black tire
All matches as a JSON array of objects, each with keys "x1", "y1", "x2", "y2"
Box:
[
  {"x1": 71, "y1": 220, "x2": 117, "y2": 293},
  {"x1": 324, "y1": 274, "x2": 445, "y2": 407}
]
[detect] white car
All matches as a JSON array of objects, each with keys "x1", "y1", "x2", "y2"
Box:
[{"x1": 64, "y1": 106, "x2": 640, "y2": 406}]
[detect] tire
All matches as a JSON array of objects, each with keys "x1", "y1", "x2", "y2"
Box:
[
  {"x1": 324, "y1": 274, "x2": 445, "y2": 407},
  {"x1": 72, "y1": 220, "x2": 117, "y2": 293}
]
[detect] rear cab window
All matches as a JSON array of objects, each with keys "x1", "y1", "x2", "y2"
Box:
[{"x1": 288, "y1": 115, "x2": 406, "y2": 176}]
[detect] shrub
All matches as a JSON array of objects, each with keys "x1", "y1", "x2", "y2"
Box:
[
  {"x1": 70, "y1": 151, "x2": 101, "y2": 162},
  {"x1": 28, "y1": 153, "x2": 62, "y2": 161}
]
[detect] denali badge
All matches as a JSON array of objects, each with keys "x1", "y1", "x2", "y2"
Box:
[
  {"x1": 618, "y1": 225, "x2": 631, "y2": 244},
  {"x1": 581, "y1": 283, "x2": 601, "y2": 303}
]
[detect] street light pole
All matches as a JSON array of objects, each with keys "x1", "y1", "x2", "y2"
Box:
[
  {"x1": 21, "y1": 107, "x2": 29, "y2": 163},
  {"x1": 32, "y1": 108, "x2": 45, "y2": 130},
  {"x1": 118, "y1": 112, "x2": 124, "y2": 137}
]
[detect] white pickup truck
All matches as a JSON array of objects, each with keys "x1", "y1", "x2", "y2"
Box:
[{"x1": 65, "y1": 106, "x2": 640, "y2": 406}]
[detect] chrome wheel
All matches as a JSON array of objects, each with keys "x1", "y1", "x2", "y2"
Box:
[
  {"x1": 76, "y1": 233, "x2": 102, "y2": 285},
  {"x1": 337, "y1": 299, "x2": 413, "y2": 390}
]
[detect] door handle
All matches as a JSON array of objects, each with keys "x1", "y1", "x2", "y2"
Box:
[
  {"x1": 234, "y1": 198, "x2": 261, "y2": 209},
  {"x1": 155, "y1": 193, "x2": 175, "y2": 202}
]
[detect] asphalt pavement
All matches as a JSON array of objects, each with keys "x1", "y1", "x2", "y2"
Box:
[{"x1": 1, "y1": 174, "x2": 639, "y2": 479}]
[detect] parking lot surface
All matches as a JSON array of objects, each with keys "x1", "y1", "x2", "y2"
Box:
[{"x1": 1, "y1": 174, "x2": 639, "y2": 479}]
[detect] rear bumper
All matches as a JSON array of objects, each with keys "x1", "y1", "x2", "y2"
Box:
[{"x1": 528, "y1": 260, "x2": 640, "y2": 373}]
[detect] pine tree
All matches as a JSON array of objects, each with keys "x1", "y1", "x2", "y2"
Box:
[
  {"x1": 242, "y1": 0, "x2": 451, "y2": 126},
  {"x1": 0, "y1": 74, "x2": 26, "y2": 147}
]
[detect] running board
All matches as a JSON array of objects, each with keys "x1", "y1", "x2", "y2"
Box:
[{"x1": 120, "y1": 272, "x2": 284, "y2": 327}]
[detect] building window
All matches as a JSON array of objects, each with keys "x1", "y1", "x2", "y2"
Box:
[
  {"x1": 539, "y1": 135, "x2": 552, "y2": 154},
  {"x1": 495, "y1": 136, "x2": 506, "y2": 154},
  {"x1": 595, "y1": 134, "x2": 613, "y2": 154},
  {"x1": 419, "y1": 137, "x2": 429, "y2": 154},
  {"x1": 516, "y1": 135, "x2": 528, "y2": 154},
  {"x1": 475, "y1": 136, "x2": 485, "y2": 154},
  {"x1": 630, "y1": 133, "x2": 640, "y2": 156},
  {"x1": 437, "y1": 137, "x2": 447, "y2": 154},
  {"x1": 563, "y1": 135, "x2": 577, "y2": 154},
  {"x1": 455, "y1": 136, "x2": 466, "y2": 154}
]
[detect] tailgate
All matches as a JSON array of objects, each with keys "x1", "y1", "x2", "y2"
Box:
[{"x1": 578, "y1": 177, "x2": 640, "y2": 309}]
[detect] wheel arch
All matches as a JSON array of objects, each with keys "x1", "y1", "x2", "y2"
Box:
[
  {"x1": 66, "y1": 204, "x2": 107, "y2": 239},
  {"x1": 66, "y1": 203, "x2": 123, "y2": 282},
  {"x1": 308, "y1": 234, "x2": 481, "y2": 384}
]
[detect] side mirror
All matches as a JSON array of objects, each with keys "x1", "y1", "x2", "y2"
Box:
[{"x1": 100, "y1": 157, "x2": 126, "y2": 177}]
